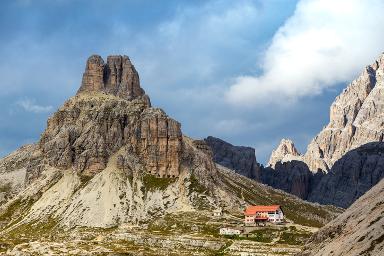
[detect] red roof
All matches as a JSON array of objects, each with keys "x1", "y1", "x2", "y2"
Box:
[{"x1": 244, "y1": 205, "x2": 280, "y2": 215}]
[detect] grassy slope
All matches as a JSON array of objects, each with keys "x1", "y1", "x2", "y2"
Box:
[{"x1": 217, "y1": 165, "x2": 342, "y2": 227}]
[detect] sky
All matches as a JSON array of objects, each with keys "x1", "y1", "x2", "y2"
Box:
[{"x1": 1, "y1": 0, "x2": 384, "y2": 164}]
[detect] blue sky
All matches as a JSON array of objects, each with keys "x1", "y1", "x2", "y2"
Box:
[{"x1": 1, "y1": 0, "x2": 384, "y2": 164}]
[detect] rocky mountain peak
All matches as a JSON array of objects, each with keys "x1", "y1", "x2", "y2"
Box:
[
  {"x1": 78, "y1": 55, "x2": 148, "y2": 104},
  {"x1": 39, "y1": 55, "x2": 183, "y2": 176},
  {"x1": 304, "y1": 53, "x2": 384, "y2": 172},
  {"x1": 204, "y1": 136, "x2": 260, "y2": 179},
  {"x1": 268, "y1": 138, "x2": 301, "y2": 168}
]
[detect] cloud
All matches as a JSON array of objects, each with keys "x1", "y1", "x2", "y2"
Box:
[
  {"x1": 16, "y1": 99, "x2": 53, "y2": 113},
  {"x1": 226, "y1": 0, "x2": 384, "y2": 106}
]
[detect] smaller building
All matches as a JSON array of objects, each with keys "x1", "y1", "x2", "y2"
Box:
[
  {"x1": 213, "y1": 208, "x2": 223, "y2": 217},
  {"x1": 244, "y1": 205, "x2": 284, "y2": 226},
  {"x1": 219, "y1": 227, "x2": 242, "y2": 236}
]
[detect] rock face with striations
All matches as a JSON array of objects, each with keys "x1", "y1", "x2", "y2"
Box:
[
  {"x1": 307, "y1": 142, "x2": 384, "y2": 208},
  {"x1": 304, "y1": 53, "x2": 384, "y2": 172},
  {"x1": 40, "y1": 54, "x2": 182, "y2": 178},
  {"x1": 261, "y1": 161, "x2": 322, "y2": 200},
  {"x1": 262, "y1": 142, "x2": 384, "y2": 208},
  {"x1": 259, "y1": 53, "x2": 384, "y2": 208},
  {"x1": 1, "y1": 54, "x2": 223, "y2": 228},
  {"x1": 204, "y1": 136, "x2": 260, "y2": 179},
  {"x1": 78, "y1": 55, "x2": 147, "y2": 102},
  {"x1": 300, "y1": 178, "x2": 384, "y2": 256}
]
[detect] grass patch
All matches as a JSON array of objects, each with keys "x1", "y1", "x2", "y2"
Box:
[
  {"x1": 246, "y1": 230, "x2": 275, "y2": 243},
  {"x1": 143, "y1": 174, "x2": 176, "y2": 191},
  {"x1": 0, "y1": 183, "x2": 12, "y2": 193},
  {"x1": 79, "y1": 174, "x2": 93, "y2": 187},
  {"x1": 277, "y1": 231, "x2": 311, "y2": 245},
  {"x1": 148, "y1": 212, "x2": 221, "y2": 237},
  {"x1": 6, "y1": 218, "x2": 59, "y2": 239},
  {"x1": 188, "y1": 175, "x2": 207, "y2": 195},
  {"x1": 0, "y1": 218, "x2": 61, "y2": 250},
  {"x1": 0, "y1": 198, "x2": 34, "y2": 225}
]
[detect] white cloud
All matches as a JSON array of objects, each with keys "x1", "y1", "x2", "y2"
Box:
[
  {"x1": 226, "y1": 0, "x2": 384, "y2": 106},
  {"x1": 16, "y1": 99, "x2": 53, "y2": 113}
]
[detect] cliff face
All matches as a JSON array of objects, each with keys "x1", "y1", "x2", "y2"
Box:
[
  {"x1": 0, "y1": 55, "x2": 221, "y2": 228},
  {"x1": 261, "y1": 142, "x2": 384, "y2": 208},
  {"x1": 304, "y1": 53, "x2": 384, "y2": 172},
  {"x1": 78, "y1": 55, "x2": 146, "y2": 101},
  {"x1": 307, "y1": 142, "x2": 384, "y2": 208},
  {"x1": 40, "y1": 55, "x2": 182, "y2": 178},
  {"x1": 258, "y1": 53, "x2": 384, "y2": 208},
  {"x1": 204, "y1": 136, "x2": 260, "y2": 179},
  {"x1": 261, "y1": 161, "x2": 323, "y2": 200},
  {"x1": 300, "y1": 178, "x2": 384, "y2": 256}
]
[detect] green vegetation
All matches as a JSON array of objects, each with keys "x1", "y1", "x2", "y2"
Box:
[
  {"x1": 148, "y1": 212, "x2": 223, "y2": 238},
  {"x1": 6, "y1": 218, "x2": 59, "y2": 239},
  {"x1": 211, "y1": 240, "x2": 233, "y2": 256},
  {"x1": 277, "y1": 230, "x2": 311, "y2": 245},
  {"x1": 188, "y1": 175, "x2": 207, "y2": 195},
  {"x1": 187, "y1": 175, "x2": 211, "y2": 210},
  {"x1": 0, "y1": 183, "x2": 12, "y2": 193},
  {"x1": 221, "y1": 226, "x2": 311, "y2": 246},
  {"x1": 143, "y1": 174, "x2": 176, "y2": 191},
  {"x1": 79, "y1": 174, "x2": 93, "y2": 187},
  {"x1": 247, "y1": 228, "x2": 276, "y2": 243},
  {"x1": 0, "y1": 218, "x2": 60, "y2": 252},
  {"x1": 0, "y1": 198, "x2": 34, "y2": 225}
]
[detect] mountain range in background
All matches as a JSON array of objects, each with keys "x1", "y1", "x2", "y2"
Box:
[{"x1": 207, "y1": 53, "x2": 384, "y2": 209}]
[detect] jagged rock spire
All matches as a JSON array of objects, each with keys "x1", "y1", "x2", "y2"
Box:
[
  {"x1": 78, "y1": 55, "x2": 148, "y2": 103},
  {"x1": 268, "y1": 139, "x2": 301, "y2": 168}
]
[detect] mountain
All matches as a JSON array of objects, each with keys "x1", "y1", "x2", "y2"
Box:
[
  {"x1": 304, "y1": 53, "x2": 384, "y2": 173},
  {"x1": 271, "y1": 53, "x2": 384, "y2": 173},
  {"x1": 0, "y1": 55, "x2": 340, "y2": 255},
  {"x1": 261, "y1": 161, "x2": 323, "y2": 200},
  {"x1": 259, "y1": 53, "x2": 384, "y2": 207},
  {"x1": 261, "y1": 142, "x2": 384, "y2": 208},
  {"x1": 307, "y1": 142, "x2": 384, "y2": 208},
  {"x1": 299, "y1": 178, "x2": 384, "y2": 256},
  {"x1": 268, "y1": 139, "x2": 301, "y2": 168},
  {"x1": 203, "y1": 54, "x2": 384, "y2": 209},
  {"x1": 0, "y1": 54, "x2": 224, "y2": 228},
  {"x1": 204, "y1": 136, "x2": 260, "y2": 179}
]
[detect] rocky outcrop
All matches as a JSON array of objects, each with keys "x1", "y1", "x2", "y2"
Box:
[
  {"x1": 304, "y1": 53, "x2": 384, "y2": 172},
  {"x1": 78, "y1": 55, "x2": 148, "y2": 103},
  {"x1": 261, "y1": 161, "x2": 323, "y2": 200},
  {"x1": 40, "y1": 55, "x2": 182, "y2": 177},
  {"x1": 261, "y1": 142, "x2": 384, "y2": 208},
  {"x1": 268, "y1": 139, "x2": 301, "y2": 168},
  {"x1": 204, "y1": 136, "x2": 260, "y2": 179},
  {"x1": 300, "y1": 178, "x2": 384, "y2": 256},
  {"x1": 259, "y1": 53, "x2": 384, "y2": 208},
  {"x1": 137, "y1": 110, "x2": 182, "y2": 178},
  {"x1": 307, "y1": 142, "x2": 384, "y2": 208}
]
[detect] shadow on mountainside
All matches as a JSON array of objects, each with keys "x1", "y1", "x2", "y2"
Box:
[{"x1": 260, "y1": 142, "x2": 384, "y2": 208}]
